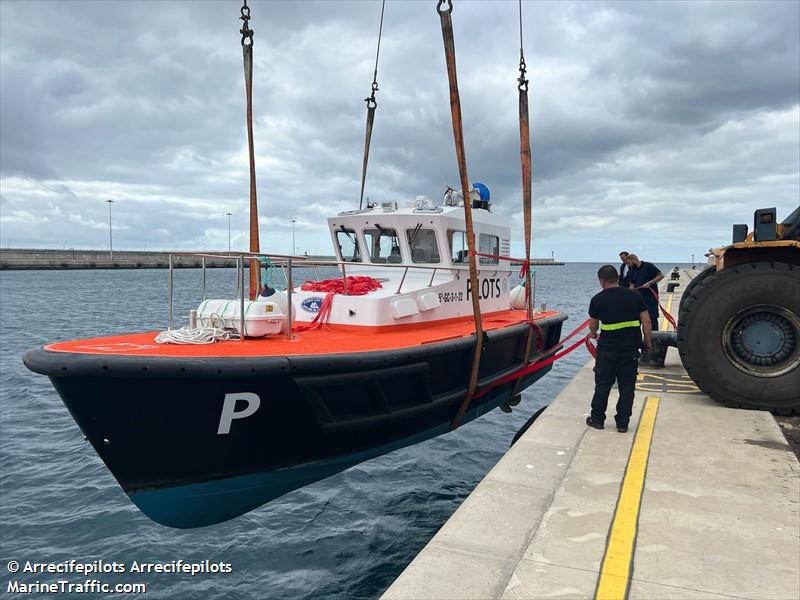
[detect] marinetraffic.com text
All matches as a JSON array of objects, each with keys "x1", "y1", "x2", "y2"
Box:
[{"x1": 5, "y1": 559, "x2": 234, "y2": 595}]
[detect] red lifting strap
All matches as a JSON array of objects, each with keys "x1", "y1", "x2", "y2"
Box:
[
  {"x1": 468, "y1": 248, "x2": 532, "y2": 299},
  {"x1": 467, "y1": 249, "x2": 527, "y2": 263},
  {"x1": 293, "y1": 276, "x2": 382, "y2": 332},
  {"x1": 473, "y1": 318, "x2": 593, "y2": 400},
  {"x1": 292, "y1": 293, "x2": 334, "y2": 332},
  {"x1": 530, "y1": 321, "x2": 545, "y2": 353},
  {"x1": 640, "y1": 286, "x2": 677, "y2": 330}
]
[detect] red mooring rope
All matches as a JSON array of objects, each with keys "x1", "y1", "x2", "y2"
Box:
[
  {"x1": 293, "y1": 276, "x2": 383, "y2": 332},
  {"x1": 474, "y1": 285, "x2": 676, "y2": 400},
  {"x1": 467, "y1": 249, "x2": 529, "y2": 277},
  {"x1": 473, "y1": 318, "x2": 594, "y2": 400},
  {"x1": 640, "y1": 286, "x2": 677, "y2": 330},
  {"x1": 467, "y1": 249, "x2": 531, "y2": 300},
  {"x1": 301, "y1": 276, "x2": 383, "y2": 296}
]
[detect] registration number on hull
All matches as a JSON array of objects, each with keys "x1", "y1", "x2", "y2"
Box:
[{"x1": 438, "y1": 291, "x2": 464, "y2": 303}]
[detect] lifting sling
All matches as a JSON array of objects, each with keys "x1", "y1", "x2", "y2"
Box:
[
  {"x1": 437, "y1": 0, "x2": 485, "y2": 430},
  {"x1": 448, "y1": 0, "x2": 537, "y2": 427},
  {"x1": 239, "y1": 0, "x2": 260, "y2": 299},
  {"x1": 359, "y1": 0, "x2": 387, "y2": 210},
  {"x1": 510, "y1": 0, "x2": 536, "y2": 402}
]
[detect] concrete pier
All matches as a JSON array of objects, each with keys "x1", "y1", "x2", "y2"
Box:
[{"x1": 383, "y1": 271, "x2": 800, "y2": 600}]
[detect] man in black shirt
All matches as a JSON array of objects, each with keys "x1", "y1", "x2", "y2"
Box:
[
  {"x1": 618, "y1": 251, "x2": 631, "y2": 287},
  {"x1": 626, "y1": 254, "x2": 663, "y2": 328},
  {"x1": 587, "y1": 265, "x2": 653, "y2": 432}
]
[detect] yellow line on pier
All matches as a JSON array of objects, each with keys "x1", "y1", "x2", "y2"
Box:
[
  {"x1": 660, "y1": 292, "x2": 674, "y2": 331},
  {"x1": 595, "y1": 396, "x2": 661, "y2": 600}
]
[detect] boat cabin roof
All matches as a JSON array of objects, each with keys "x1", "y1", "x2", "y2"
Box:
[{"x1": 328, "y1": 201, "x2": 511, "y2": 270}]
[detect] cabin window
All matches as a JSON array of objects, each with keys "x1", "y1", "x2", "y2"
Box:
[
  {"x1": 448, "y1": 230, "x2": 469, "y2": 264},
  {"x1": 364, "y1": 227, "x2": 402, "y2": 263},
  {"x1": 406, "y1": 226, "x2": 441, "y2": 264},
  {"x1": 335, "y1": 228, "x2": 361, "y2": 262},
  {"x1": 478, "y1": 234, "x2": 499, "y2": 264}
]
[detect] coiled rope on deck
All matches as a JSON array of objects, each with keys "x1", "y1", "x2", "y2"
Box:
[{"x1": 155, "y1": 326, "x2": 237, "y2": 345}]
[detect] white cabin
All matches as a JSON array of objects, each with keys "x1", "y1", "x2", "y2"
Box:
[{"x1": 289, "y1": 193, "x2": 519, "y2": 329}]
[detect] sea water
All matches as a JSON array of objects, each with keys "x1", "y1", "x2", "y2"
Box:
[{"x1": 0, "y1": 263, "x2": 687, "y2": 598}]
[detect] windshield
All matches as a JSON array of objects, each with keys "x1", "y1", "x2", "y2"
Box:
[
  {"x1": 364, "y1": 227, "x2": 402, "y2": 263},
  {"x1": 449, "y1": 230, "x2": 468, "y2": 264},
  {"x1": 335, "y1": 228, "x2": 361, "y2": 262},
  {"x1": 478, "y1": 234, "x2": 499, "y2": 264},
  {"x1": 406, "y1": 227, "x2": 441, "y2": 264}
]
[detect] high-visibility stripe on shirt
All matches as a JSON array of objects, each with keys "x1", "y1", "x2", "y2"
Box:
[{"x1": 601, "y1": 320, "x2": 640, "y2": 331}]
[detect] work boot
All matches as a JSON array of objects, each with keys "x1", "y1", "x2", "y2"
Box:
[{"x1": 586, "y1": 416, "x2": 604, "y2": 430}]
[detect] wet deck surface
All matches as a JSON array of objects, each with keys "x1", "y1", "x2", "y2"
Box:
[{"x1": 382, "y1": 271, "x2": 800, "y2": 600}]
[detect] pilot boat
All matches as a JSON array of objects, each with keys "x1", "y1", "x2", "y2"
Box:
[{"x1": 24, "y1": 189, "x2": 566, "y2": 528}]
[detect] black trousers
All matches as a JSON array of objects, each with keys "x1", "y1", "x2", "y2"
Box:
[
  {"x1": 640, "y1": 289, "x2": 660, "y2": 328},
  {"x1": 590, "y1": 350, "x2": 639, "y2": 427}
]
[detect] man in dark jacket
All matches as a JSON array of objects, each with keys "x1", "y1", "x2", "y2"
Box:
[
  {"x1": 587, "y1": 265, "x2": 653, "y2": 432},
  {"x1": 626, "y1": 254, "x2": 663, "y2": 328},
  {"x1": 619, "y1": 251, "x2": 631, "y2": 287}
]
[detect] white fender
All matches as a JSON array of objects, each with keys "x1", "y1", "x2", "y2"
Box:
[{"x1": 510, "y1": 284, "x2": 527, "y2": 310}]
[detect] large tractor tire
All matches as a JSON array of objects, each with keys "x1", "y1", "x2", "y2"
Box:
[
  {"x1": 677, "y1": 262, "x2": 800, "y2": 414},
  {"x1": 678, "y1": 266, "x2": 716, "y2": 323}
]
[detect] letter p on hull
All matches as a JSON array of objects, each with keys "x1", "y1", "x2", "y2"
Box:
[{"x1": 217, "y1": 392, "x2": 261, "y2": 434}]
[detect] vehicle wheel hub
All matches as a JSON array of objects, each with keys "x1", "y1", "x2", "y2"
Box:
[{"x1": 724, "y1": 306, "x2": 799, "y2": 377}]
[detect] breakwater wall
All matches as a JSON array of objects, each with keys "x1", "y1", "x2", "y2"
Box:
[
  {"x1": 0, "y1": 249, "x2": 240, "y2": 270},
  {"x1": 0, "y1": 249, "x2": 336, "y2": 270},
  {"x1": 0, "y1": 249, "x2": 564, "y2": 270}
]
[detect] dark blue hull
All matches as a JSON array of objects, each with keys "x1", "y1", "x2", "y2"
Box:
[
  {"x1": 24, "y1": 315, "x2": 566, "y2": 528},
  {"x1": 129, "y1": 383, "x2": 532, "y2": 528}
]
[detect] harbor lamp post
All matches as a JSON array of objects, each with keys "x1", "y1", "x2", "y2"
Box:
[
  {"x1": 291, "y1": 219, "x2": 296, "y2": 255},
  {"x1": 105, "y1": 199, "x2": 114, "y2": 260},
  {"x1": 226, "y1": 212, "x2": 232, "y2": 252}
]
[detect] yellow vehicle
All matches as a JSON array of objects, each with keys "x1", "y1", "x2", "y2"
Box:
[{"x1": 677, "y1": 207, "x2": 800, "y2": 414}]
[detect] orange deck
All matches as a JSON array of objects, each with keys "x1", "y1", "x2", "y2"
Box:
[{"x1": 45, "y1": 310, "x2": 560, "y2": 358}]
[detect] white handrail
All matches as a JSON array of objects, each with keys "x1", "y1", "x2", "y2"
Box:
[{"x1": 166, "y1": 250, "x2": 537, "y2": 333}]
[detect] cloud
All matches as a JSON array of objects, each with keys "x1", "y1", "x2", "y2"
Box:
[{"x1": 0, "y1": 0, "x2": 797, "y2": 261}]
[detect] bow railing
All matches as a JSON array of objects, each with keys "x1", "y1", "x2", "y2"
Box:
[{"x1": 166, "y1": 251, "x2": 533, "y2": 339}]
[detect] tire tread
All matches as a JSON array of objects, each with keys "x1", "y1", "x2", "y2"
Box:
[{"x1": 677, "y1": 261, "x2": 799, "y2": 415}]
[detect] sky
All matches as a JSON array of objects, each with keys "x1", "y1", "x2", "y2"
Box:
[{"x1": 0, "y1": 0, "x2": 798, "y2": 263}]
